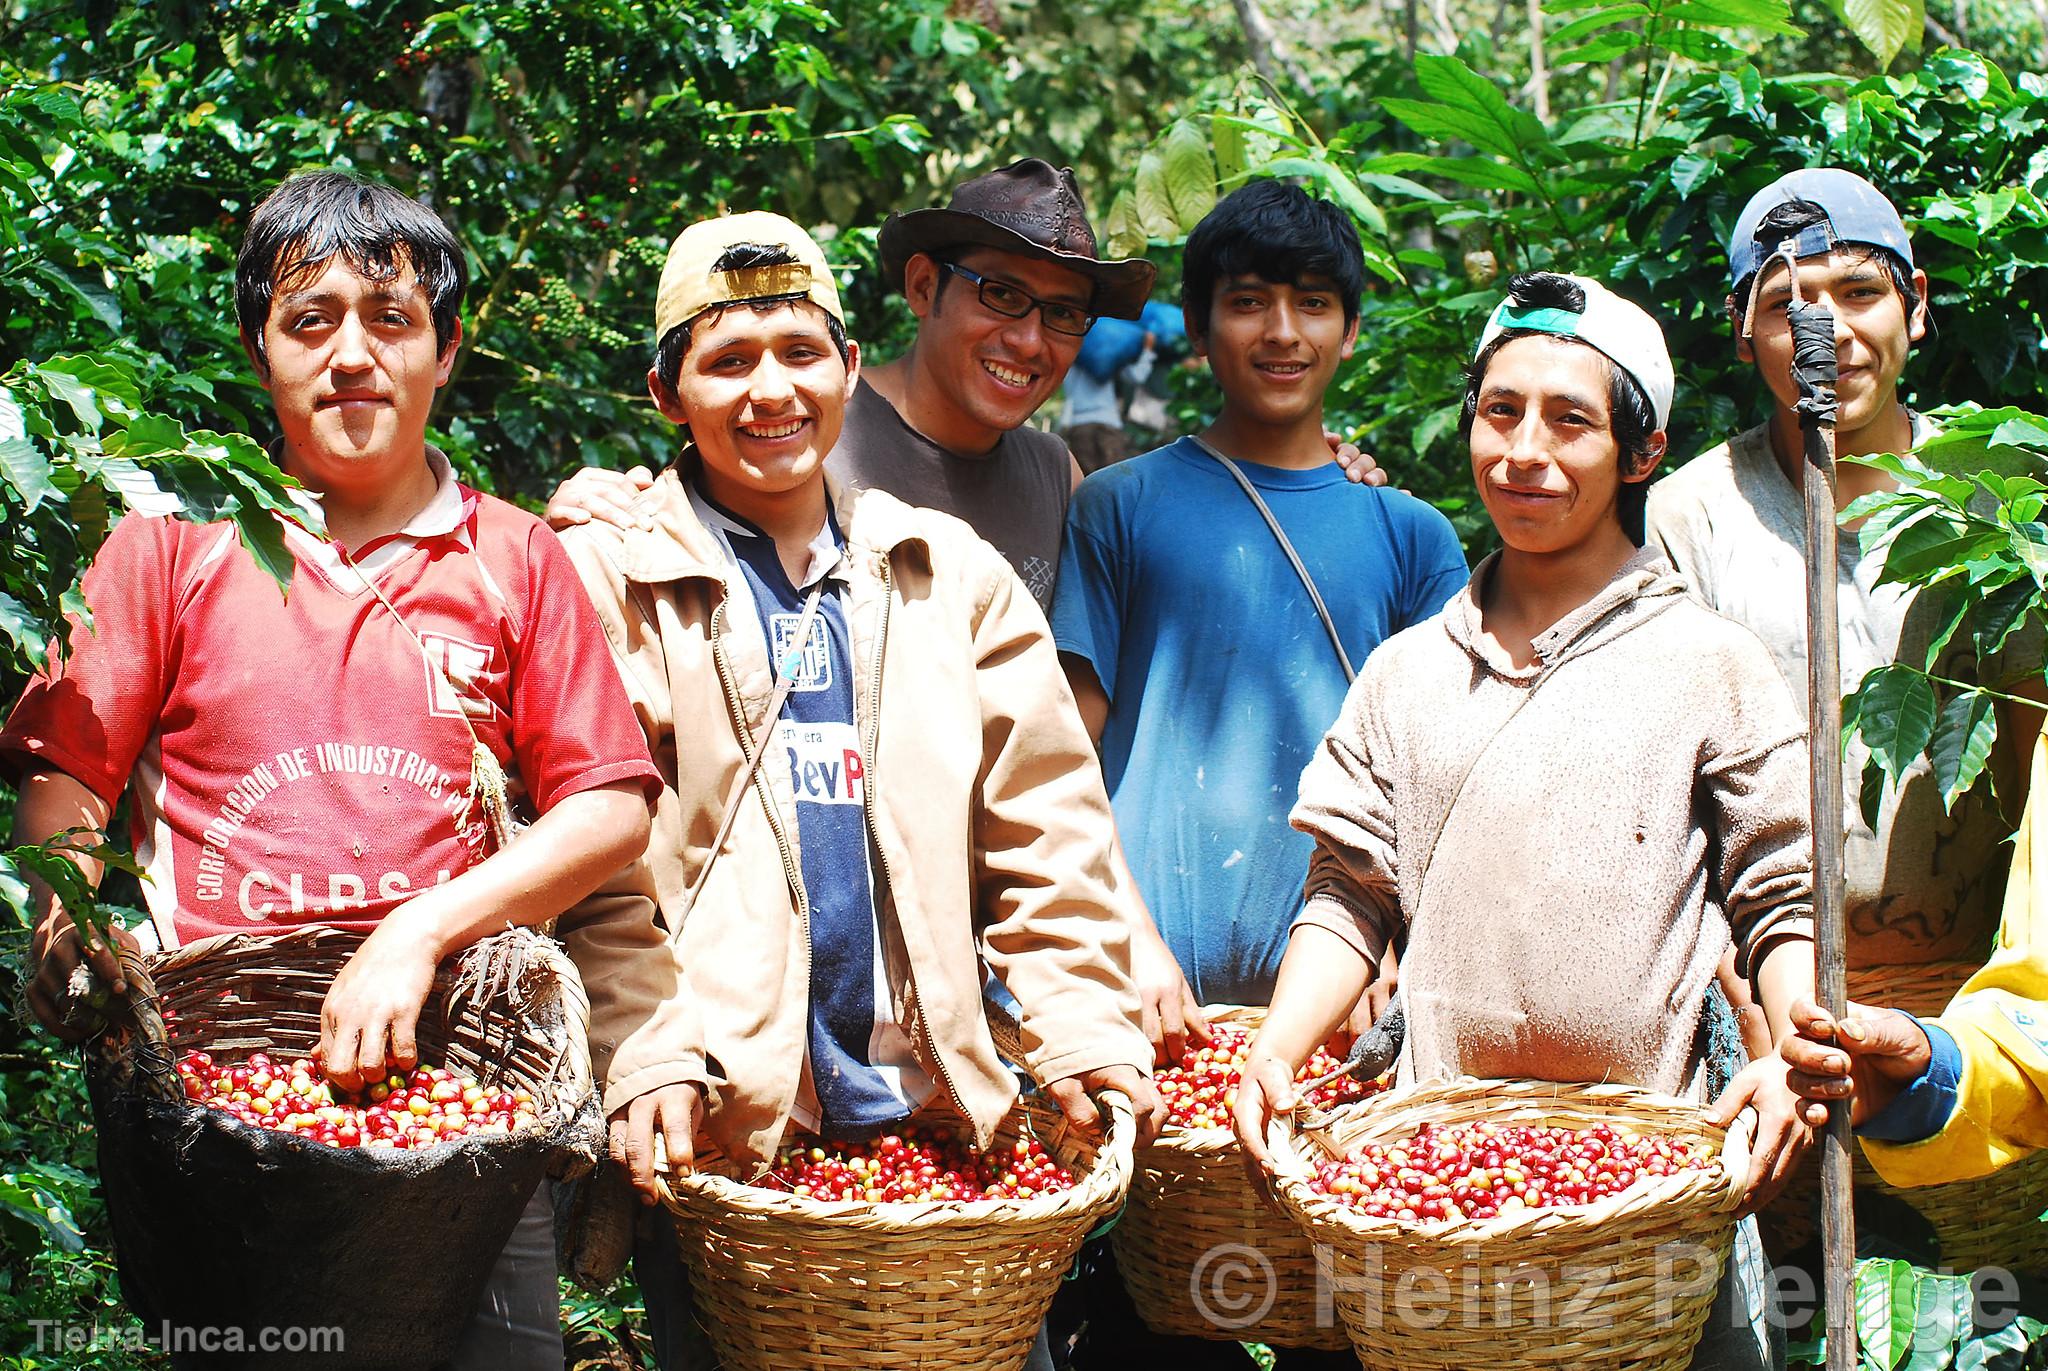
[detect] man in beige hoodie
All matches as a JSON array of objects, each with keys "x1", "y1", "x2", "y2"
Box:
[{"x1": 1235, "y1": 272, "x2": 1818, "y2": 1371}]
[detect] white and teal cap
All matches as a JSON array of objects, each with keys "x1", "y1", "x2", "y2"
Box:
[{"x1": 1476, "y1": 274, "x2": 1674, "y2": 430}]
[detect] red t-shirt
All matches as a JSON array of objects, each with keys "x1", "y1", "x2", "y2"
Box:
[{"x1": 1, "y1": 465, "x2": 659, "y2": 945}]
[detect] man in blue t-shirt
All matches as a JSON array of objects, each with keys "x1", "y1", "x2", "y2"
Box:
[
  {"x1": 1056, "y1": 180, "x2": 1467, "y2": 1018},
  {"x1": 1053, "y1": 181, "x2": 1464, "y2": 1370}
]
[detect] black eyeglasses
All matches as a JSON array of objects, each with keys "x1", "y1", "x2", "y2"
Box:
[{"x1": 937, "y1": 260, "x2": 1095, "y2": 337}]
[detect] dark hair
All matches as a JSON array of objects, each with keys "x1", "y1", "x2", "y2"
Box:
[
  {"x1": 1181, "y1": 180, "x2": 1366, "y2": 335},
  {"x1": 1457, "y1": 272, "x2": 1660, "y2": 544},
  {"x1": 236, "y1": 171, "x2": 467, "y2": 371},
  {"x1": 650, "y1": 242, "x2": 851, "y2": 400},
  {"x1": 1730, "y1": 197, "x2": 1926, "y2": 338}
]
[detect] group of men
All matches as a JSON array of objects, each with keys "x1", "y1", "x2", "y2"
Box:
[{"x1": 4, "y1": 142, "x2": 2042, "y2": 1371}]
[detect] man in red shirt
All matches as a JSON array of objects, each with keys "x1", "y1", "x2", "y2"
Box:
[{"x1": 1, "y1": 171, "x2": 694, "y2": 1368}]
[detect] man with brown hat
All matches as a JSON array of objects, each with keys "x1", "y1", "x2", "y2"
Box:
[{"x1": 549, "y1": 157, "x2": 1153, "y2": 611}]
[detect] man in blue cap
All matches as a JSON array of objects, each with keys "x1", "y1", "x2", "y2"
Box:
[{"x1": 1646, "y1": 168, "x2": 2041, "y2": 1258}]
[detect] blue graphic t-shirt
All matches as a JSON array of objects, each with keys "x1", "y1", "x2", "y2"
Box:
[
  {"x1": 1051, "y1": 438, "x2": 1468, "y2": 1004},
  {"x1": 691, "y1": 484, "x2": 934, "y2": 1134}
]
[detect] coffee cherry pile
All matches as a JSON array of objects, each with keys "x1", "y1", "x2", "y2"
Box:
[
  {"x1": 757, "y1": 1128, "x2": 1076, "y2": 1203},
  {"x1": 1157, "y1": 1022, "x2": 1387, "y2": 1130},
  {"x1": 1310, "y1": 1120, "x2": 1713, "y2": 1222},
  {"x1": 176, "y1": 1050, "x2": 538, "y2": 1150}
]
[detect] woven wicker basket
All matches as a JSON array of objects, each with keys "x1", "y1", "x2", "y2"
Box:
[
  {"x1": 1112, "y1": 1005, "x2": 1350, "y2": 1349},
  {"x1": 1264, "y1": 1078, "x2": 1747, "y2": 1371},
  {"x1": 1761, "y1": 959, "x2": 2048, "y2": 1274},
  {"x1": 659, "y1": 1092, "x2": 1136, "y2": 1371},
  {"x1": 86, "y1": 924, "x2": 600, "y2": 1369}
]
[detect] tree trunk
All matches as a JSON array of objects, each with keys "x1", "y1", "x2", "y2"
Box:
[
  {"x1": 1404, "y1": 0, "x2": 1419, "y2": 61},
  {"x1": 1231, "y1": 0, "x2": 1313, "y2": 95},
  {"x1": 1527, "y1": 0, "x2": 1550, "y2": 122}
]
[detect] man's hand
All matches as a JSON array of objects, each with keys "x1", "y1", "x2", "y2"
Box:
[
  {"x1": 609, "y1": 1081, "x2": 705, "y2": 1203},
  {"x1": 1708, "y1": 1050, "x2": 1817, "y2": 1217},
  {"x1": 1044, "y1": 1063, "x2": 1166, "y2": 1146},
  {"x1": 544, "y1": 464, "x2": 655, "y2": 531},
  {"x1": 1783, "y1": 997, "x2": 1932, "y2": 1129},
  {"x1": 1327, "y1": 430, "x2": 1388, "y2": 486},
  {"x1": 1131, "y1": 928, "x2": 1210, "y2": 1067},
  {"x1": 316, "y1": 917, "x2": 442, "y2": 1093},
  {"x1": 27, "y1": 912, "x2": 138, "y2": 1042},
  {"x1": 1232, "y1": 1053, "x2": 1299, "y2": 1171}
]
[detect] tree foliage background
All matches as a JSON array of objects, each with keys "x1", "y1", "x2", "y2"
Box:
[{"x1": 5, "y1": 0, "x2": 2048, "y2": 1365}]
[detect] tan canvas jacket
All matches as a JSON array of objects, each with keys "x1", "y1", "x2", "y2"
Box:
[{"x1": 560, "y1": 468, "x2": 1149, "y2": 1165}]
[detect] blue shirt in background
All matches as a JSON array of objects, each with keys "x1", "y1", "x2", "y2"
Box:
[{"x1": 1052, "y1": 437, "x2": 1467, "y2": 1005}]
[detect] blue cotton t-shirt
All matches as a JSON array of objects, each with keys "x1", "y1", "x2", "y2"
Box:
[
  {"x1": 1051, "y1": 437, "x2": 1468, "y2": 1005},
  {"x1": 691, "y1": 484, "x2": 935, "y2": 1135}
]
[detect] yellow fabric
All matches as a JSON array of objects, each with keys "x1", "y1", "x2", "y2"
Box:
[{"x1": 1864, "y1": 727, "x2": 2048, "y2": 1185}]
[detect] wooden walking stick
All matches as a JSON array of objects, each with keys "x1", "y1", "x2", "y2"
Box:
[{"x1": 1776, "y1": 240, "x2": 1858, "y2": 1370}]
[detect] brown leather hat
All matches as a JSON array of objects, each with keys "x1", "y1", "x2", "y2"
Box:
[{"x1": 877, "y1": 158, "x2": 1155, "y2": 320}]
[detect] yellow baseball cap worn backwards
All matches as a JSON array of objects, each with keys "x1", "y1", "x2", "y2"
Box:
[{"x1": 653, "y1": 210, "x2": 843, "y2": 343}]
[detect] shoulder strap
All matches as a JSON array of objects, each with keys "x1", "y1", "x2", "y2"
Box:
[
  {"x1": 1191, "y1": 436, "x2": 1356, "y2": 684},
  {"x1": 666, "y1": 584, "x2": 826, "y2": 946},
  {"x1": 356, "y1": 557, "x2": 520, "y2": 856}
]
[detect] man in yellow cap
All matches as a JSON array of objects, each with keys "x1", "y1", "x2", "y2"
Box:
[{"x1": 561, "y1": 208, "x2": 1163, "y2": 1368}]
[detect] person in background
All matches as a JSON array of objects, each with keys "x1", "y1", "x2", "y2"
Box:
[
  {"x1": 1059, "y1": 318, "x2": 1156, "y2": 475},
  {"x1": 1785, "y1": 720, "x2": 2048, "y2": 1186},
  {"x1": 1647, "y1": 169, "x2": 2039, "y2": 1037}
]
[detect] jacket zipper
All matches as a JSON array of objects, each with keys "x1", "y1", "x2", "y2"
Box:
[{"x1": 858, "y1": 555, "x2": 972, "y2": 1130}]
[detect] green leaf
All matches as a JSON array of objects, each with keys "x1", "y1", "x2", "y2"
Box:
[
  {"x1": 1103, "y1": 189, "x2": 1146, "y2": 259},
  {"x1": 1545, "y1": 4, "x2": 1651, "y2": 47},
  {"x1": 1412, "y1": 55, "x2": 1547, "y2": 150},
  {"x1": 1134, "y1": 148, "x2": 1179, "y2": 240},
  {"x1": 1854, "y1": 665, "x2": 1939, "y2": 786},
  {"x1": 1212, "y1": 112, "x2": 1249, "y2": 185},
  {"x1": 1256, "y1": 157, "x2": 1388, "y2": 236},
  {"x1": 1855, "y1": 1255, "x2": 1916, "y2": 1370},
  {"x1": 1918, "y1": 582, "x2": 1971, "y2": 670},
  {"x1": 1929, "y1": 690, "x2": 1998, "y2": 813},
  {"x1": 1558, "y1": 31, "x2": 1647, "y2": 64},
  {"x1": 0, "y1": 1175, "x2": 84, "y2": 1253},
  {"x1": 1666, "y1": 0, "x2": 1804, "y2": 34},
  {"x1": 1669, "y1": 152, "x2": 1716, "y2": 198},
  {"x1": 1899, "y1": 1270, "x2": 1970, "y2": 1370},
  {"x1": 0, "y1": 588, "x2": 42, "y2": 659},
  {"x1": 1160, "y1": 119, "x2": 1217, "y2": 233},
  {"x1": 1970, "y1": 579, "x2": 2037, "y2": 659},
  {"x1": 1861, "y1": 759, "x2": 1888, "y2": 831},
  {"x1": 0, "y1": 434, "x2": 64, "y2": 512},
  {"x1": 1839, "y1": 0, "x2": 1925, "y2": 69}
]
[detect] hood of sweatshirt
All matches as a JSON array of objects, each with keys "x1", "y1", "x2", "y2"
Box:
[{"x1": 1443, "y1": 545, "x2": 1691, "y2": 682}]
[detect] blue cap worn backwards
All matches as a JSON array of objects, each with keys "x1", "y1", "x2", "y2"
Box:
[{"x1": 1727, "y1": 168, "x2": 1914, "y2": 287}]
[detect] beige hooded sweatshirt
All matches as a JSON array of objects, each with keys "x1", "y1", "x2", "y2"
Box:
[{"x1": 1290, "y1": 547, "x2": 1816, "y2": 1097}]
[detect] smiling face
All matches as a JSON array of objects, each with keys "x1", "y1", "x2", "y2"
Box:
[
  {"x1": 650, "y1": 299, "x2": 859, "y2": 510},
  {"x1": 1738, "y1": 247, "x2": 1927, "y2": 440},
  {"x1": 1469, "y1": 335, "x2": 1660, "y2": 558},
  {"x1": 251, "y1": 255, "x2": 456, "y2": 496},
  {"x1": 1193, "y1": 273, "x2": 1358, "y2": 430},
  {"x1": 901, "y1": 245, "x2": 1090, "y2": 451}
]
